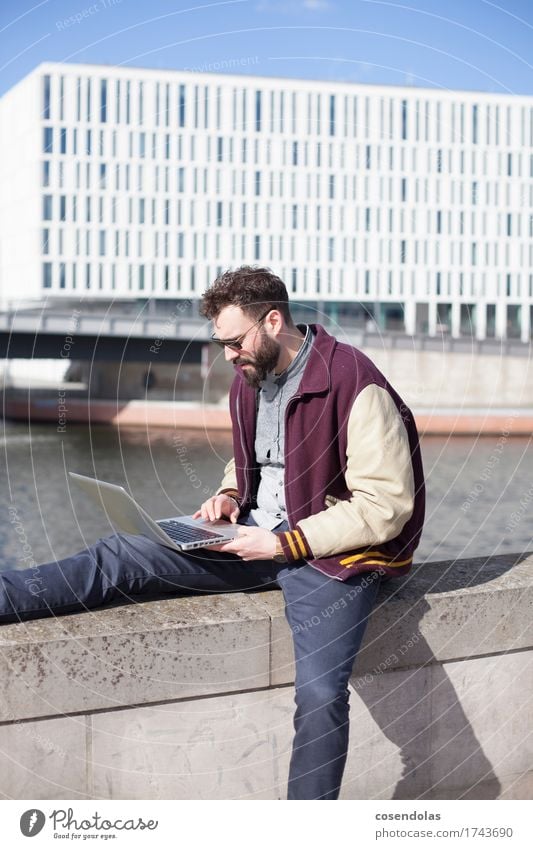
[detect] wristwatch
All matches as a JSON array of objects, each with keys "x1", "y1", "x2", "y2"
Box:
[{"x1": 273, "y1": 536, "x2": 287, "y2": 563}]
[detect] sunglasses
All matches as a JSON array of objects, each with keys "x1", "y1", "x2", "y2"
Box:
[{"x1": 210, "y1": 308, "x2": 272, "y2": 351}]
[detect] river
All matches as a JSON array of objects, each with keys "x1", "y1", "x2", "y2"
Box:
[{"x1": 1, "y1": 420, "x2": 531, "y2": 571}]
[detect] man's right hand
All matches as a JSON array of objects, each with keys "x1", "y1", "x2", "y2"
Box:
[{"x1": 192, "y1": 494, "x2": 240, "y2": 524}]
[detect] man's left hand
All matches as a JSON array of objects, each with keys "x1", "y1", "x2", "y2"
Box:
[{"x1": 211, "y1": 526, "x2": 278, "y2": 561}]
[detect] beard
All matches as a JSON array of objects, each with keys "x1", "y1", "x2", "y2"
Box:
[{"x1": 234, "y1": 329, "x2": 281, "y2": 389}]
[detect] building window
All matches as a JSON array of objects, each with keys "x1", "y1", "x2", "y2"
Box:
[
  {"x1": 255, "y1": 90, "x2": 261, "y2": 131},
  {"x1": 43, "y1": 262, "x2": 52, "y2": 288},
  {"x1": 124, "y1": 80, "x2": 130, "y2": 123},
  {"x1": 254, "y1": 235, "x2": 261, "y2": 260},
  {"x1": 401, "y1": 177, "x2": 407, "y2": 201},
  {"x1": 43, "y1": 127, "x2": 53, "y2": 153},
  {"x1": 401, "y1": 99, "x2": 407, "y2": 140},
  {"x1": 42, "y1": 228, "x2": 50, "y2": 255},
  {"x1": 472, "y1": 103, "x2": 478, "y2": 144},
  {"x1": 177, "y1": 167, "x2": 185, "y2": 192},
  {"x1": 216, "y1": 201, "x2": 223, "y2": 226},
  {"x1": 255, "y1": 171, "x2": 261, "y2": 196},
  {"x1": 59, "y1": 195, "x2": 66, "y2": 221},
  {"x1": 292, "y1": 141, "x2": 298, "y2": 166},
  {"x1": 100, "y1": 79, "x2": 107, "y2": 122},
  {"x1": 43, "y1": 195, "x2": 53, "y2": 220},
  {"x1": 179, "y1": 84, "x2": 186, "y2": 127},
  {"x1": 329, "y1": 94, "x2": 335, "y2": 135},
  {"x1": 43, "y1": 74, "x2": 51, "y2": 120},
  {"x1": 42, "y1": 160, "x2": 51, "y2": 187}
]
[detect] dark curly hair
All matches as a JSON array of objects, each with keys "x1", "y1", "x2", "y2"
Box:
[{"x1": 200, "y1": 265, "x2": 293, "y2": 324}]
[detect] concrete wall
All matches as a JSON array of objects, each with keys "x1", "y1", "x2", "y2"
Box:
[{"x1": 0, "y1": 551, "x2": 532, "y2": 800}]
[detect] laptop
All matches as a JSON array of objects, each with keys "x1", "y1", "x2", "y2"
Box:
[{"x1": 69, "y1": 472, "x2": 241, "y2": 551}]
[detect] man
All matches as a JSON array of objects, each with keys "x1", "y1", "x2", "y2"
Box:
[{"x1": 0, "y1": 266, "x2": 425, "y2": 800}]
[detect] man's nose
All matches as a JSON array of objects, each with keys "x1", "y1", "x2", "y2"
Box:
[{"x1": 224, "y1": 345, "x2": 239, "y2": 362}]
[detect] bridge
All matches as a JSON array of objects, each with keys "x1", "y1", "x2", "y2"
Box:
[{"x1": 0, "y1": 305, "x2": 530, "y2": 360}]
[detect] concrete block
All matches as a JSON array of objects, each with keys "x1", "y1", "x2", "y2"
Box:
[
  {"x1": 0, "y1": 593, "x2": 270, "y2": 721},
  {"x1": 90, "y1": 688, "x2": 294, "y2": 800},
  {"x1": 0, "y1": 714, "x2": 88, "y2": 799},
  {"x1": 343, "y1": 665, "x2": 433, "y2": 799},
  {"x1": 428, "y1": 652, "x2": 533, "y2": 795},
  {"x1": 359, "y1": 552, "x2": 533, "y2": 672}
]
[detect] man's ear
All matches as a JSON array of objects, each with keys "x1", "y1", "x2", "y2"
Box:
[{"x1": 266, "y1": 309, "x2": 283, "y2": 335}]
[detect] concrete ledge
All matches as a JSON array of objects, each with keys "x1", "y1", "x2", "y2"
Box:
[
  {"x1": 0, "y1": 593, "x2": 271, "y2": 722},
  {"x1": 1, "y1": 550, "x2": 532, "y2": 799}
]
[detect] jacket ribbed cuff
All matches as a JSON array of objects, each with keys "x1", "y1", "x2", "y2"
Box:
[{"x1": 277, "y1": 526, "x2": 313, "y2": 562}]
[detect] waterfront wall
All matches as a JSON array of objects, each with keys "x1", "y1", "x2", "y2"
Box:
[{"x1": 0, "y1": 551, "x2": 532, "y2": 800}]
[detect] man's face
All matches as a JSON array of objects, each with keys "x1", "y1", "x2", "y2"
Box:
[{"x1": 213, "y1": 305, "x2": 281, "y2": 389}]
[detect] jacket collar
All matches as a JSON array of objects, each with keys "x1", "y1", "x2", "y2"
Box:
[{"x1": 296, "y1": 324, "x2": 336, "y2": 396}]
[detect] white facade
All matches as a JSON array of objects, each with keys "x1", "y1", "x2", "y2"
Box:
[{"x1": 0, "y1": 61, "x2": 532, "y2": 340}]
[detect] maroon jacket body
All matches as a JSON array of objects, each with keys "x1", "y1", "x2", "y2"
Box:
[{"x1": 228, "y1": 324, "x2": 425, "y2": 580}]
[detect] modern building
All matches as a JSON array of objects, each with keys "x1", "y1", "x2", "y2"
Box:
[{"x1": 0, "y1": 61, "x2": 532, "y2": 340}]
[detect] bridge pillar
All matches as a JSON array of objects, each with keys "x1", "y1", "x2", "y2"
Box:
[
  {"x1": 476, "y1": 302, "x2": 487, "y2": 341},
  {"x1": 403, "y1": 300, "x2": 416, "y2": 336},
  {"x1": 520, "y1": 303, "x2": 530, "y2": 343}
]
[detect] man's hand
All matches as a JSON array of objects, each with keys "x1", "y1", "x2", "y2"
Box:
[
  {"x1": 193, "y1": 493, "x2": 240, "y2": 524},
  {"x1": 214, "y1": 526, "x2": 278, "y2": 561}
]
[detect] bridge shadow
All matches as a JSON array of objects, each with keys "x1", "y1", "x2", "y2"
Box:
[{"x1": 351, "y1": 550, "x2": 532, "y2": 800}]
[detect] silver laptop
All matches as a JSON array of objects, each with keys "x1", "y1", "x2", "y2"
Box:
[{"x1": 69, "y1": 472, "x2": 241, "y2": 551}]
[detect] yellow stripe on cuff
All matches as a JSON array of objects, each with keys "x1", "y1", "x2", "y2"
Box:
[
  {"x1": 292, "y1": 529, "x2": 308, "y2": 558},
  {"x1": 284, "y1": 532, "x2": 300, "y2": 560}
]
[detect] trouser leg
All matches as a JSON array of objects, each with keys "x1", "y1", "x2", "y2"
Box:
[
  {"x1": 279, "y1": 564, "x2": 383, "y2": 800},
  {"x1": 0, "y1": 531, "x2": 282, "y2": 624}
]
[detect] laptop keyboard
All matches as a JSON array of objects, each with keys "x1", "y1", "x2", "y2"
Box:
[{"x1": 157, "y1": 520, "x2": 225, "y2": 544}]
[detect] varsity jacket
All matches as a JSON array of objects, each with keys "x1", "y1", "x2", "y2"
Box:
[{"x1": 217, "y1": 324, "x2": 425, "y2": 580}]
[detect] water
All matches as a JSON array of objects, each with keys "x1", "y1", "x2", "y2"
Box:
[{"x1": 0, "y1": 420, "x2": 531, "y2": 571}]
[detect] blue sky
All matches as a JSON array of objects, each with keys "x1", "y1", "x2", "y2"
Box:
[{"x1": 1, "y1": 0, "x2": 532, "y2": 96}]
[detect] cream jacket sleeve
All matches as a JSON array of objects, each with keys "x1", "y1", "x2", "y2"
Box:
[
  {"x1": 297, "y1": 384, "x2": 415, "y2": 558},
  {"x1": 216, "y1": 456, "x2": 238, "y2": 495}
]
